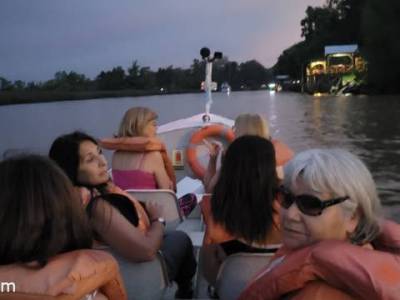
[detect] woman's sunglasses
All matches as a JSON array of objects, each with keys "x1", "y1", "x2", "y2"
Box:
[{"x1": 278, "y1": 186, "x2": 348, "y2": 216}]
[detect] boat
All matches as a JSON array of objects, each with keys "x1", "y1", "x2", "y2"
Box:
[
  {"x1": 115, "y1": 48, "x2": 234, "y2": 299},
  {"x1": 125, "y1": 48, "x2": 268, "y2": 299},
  {"x1": 220, "y1": 82, "x2": 231, "y2": 94},
  {"x1": 105, "y1": 48, "x2": 262, "y2": 299},
  {"x1": 305, "y1": 44, "x2": 367, "y2": 95},
  {"x1": 156, "y1": 48, "x2": 234, "y2": 227},
  {"x1": 158, "y1": 49, "x2": 234, "y2": 192}
]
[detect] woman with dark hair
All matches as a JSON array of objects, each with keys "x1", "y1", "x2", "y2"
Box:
[
  {"x1": 201, "y1": 135, "x2": 281, "y2": 286},
  {"x1": 49, "y1": 131, "x2": 197, "y2": 299},
  {"x1": 0, "y1": 155, "x2": 126, "y2": 299}
]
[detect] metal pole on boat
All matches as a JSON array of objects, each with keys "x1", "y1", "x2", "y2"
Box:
[
  {"x1": 200, "y1": 47, "x2": 222, "y2": 123},
  {"x1": 205, "y1": 60, "x2": 213, "y2": 118}
]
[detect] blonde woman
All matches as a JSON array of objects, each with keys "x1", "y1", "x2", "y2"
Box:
[
  {"x1": 203, "y1": 113, "x2": 293, "y2": 193},
  {"x1": 233, "y1": 113, "x2": 270, "y2": 138},
  {"x1": 101, "y1": 107, "x2": 197, "y2": 216},
  {"x1": 102, "y1": 107, "x2": 176, "y2": 191}
]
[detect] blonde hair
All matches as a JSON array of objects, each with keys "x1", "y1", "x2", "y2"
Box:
[
  {"x1": 234, "y1": 113, "x2": 270, "y2": 139},
  {"x1": 117, "y1": 107, "x2": 158, "y2": 137}
]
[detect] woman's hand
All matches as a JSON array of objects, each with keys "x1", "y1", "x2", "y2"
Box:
[{"x1": 203, "y1": 139, "x2": 221, "y2": 159}]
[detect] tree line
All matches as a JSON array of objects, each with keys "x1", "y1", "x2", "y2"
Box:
[
  {"x1": 274, "y1": 0, "x2": 400, "y2": 93},
  {"x1": 1, "y1": 0, "x2": 399, "y2": 95},
  {"x1": 0, "y1": 58, "x2": 272, "y2": 93}
]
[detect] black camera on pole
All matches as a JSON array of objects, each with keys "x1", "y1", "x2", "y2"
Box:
[{"x1": 200, "y1": 47, "x2": 223, "y2": 62}]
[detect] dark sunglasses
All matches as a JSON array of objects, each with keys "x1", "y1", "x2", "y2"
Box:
[{"x1": 278, "y1": 186, "x2": 348, "y2": 216}]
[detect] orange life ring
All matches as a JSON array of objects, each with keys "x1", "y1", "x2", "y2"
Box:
[{"x1": 186, "y1": 124, "x2": 235, "y2": 179}]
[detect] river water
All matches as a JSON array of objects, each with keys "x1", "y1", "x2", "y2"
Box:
[{"x1": 1, "y1": 91, "x2": 399, "y2": 219}]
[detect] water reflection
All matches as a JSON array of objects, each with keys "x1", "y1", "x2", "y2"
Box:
[
  {"x1": 0, "y1": 91, "x2": 399, "y2": 219},
  {"x1": 292, "y1": 94, "x2": 400, "y2": 219}
]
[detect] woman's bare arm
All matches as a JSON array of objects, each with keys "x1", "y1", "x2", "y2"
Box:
[
  {"x1": 91, "y1": 200, "x2": 164, "y2": 262},
  {"x1": 148, "y1": 151, "x2": 173, "y2": 189},
  {"x1": 200, "y1": 244, "x2": 227, "y2": 286},
  {"x1": 203, "y1": 140, "x2": 221, "y2": 192}
]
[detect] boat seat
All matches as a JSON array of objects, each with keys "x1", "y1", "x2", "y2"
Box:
[
  {"x1": 108, "y1": 249, "x2": 170, "y2": 300},
  {"x1": 125, "y1": 189, "x2": 183, "y2": 230},
  {"x1": 215, "y1": 252, "x2": 274, "y2": 300}
]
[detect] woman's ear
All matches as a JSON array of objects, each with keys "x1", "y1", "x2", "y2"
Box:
[
  {"x1": 272, "y1": 199, "x2": 281, "y2": 230},
  {"x1": 345, "y1": 208, "x2": 361, "y2": 237}
]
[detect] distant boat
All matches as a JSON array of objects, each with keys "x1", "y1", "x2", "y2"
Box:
[{"x1": 221, "y1": 82, "x2": 231, "y2": 94}]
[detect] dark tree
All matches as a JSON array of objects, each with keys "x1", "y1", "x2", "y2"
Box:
[
  {"x1": 238, "y1": 60, "x2": 268, "y2": 89},
  {"x1": 362, "y1": 0, "x2": 400, "y2": 93},
  {"x1": 96, "y1": 66, "x2": 126, "y2": 90}
]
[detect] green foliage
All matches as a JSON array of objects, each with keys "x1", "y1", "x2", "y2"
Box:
[
  {"x1": 274, "y1": 0, "x2": 400, "y2": 93},
  {"x1": 274, "y1": 2, "x2": 351, "y2": 81},
  {"x1": 39, "y1": 71, "x2": 91, "y2": 91},
  {"x1": 301, "y1": 6, "x2": 340, "y2": 43},
  {"x1": 189, "y1": 59, "x2": 206, "y2": 89},
  {"x1": 362, "y1": 0, "x2": 400, "y2": 93},
  {"x1": 95, "y1": 67, "x2": 126, "y2": 90},
  {"x1": 126, "y1": 61, "x2": 141, "y2": 89},
  {"x1": 3, "y1": 0, "x2": 399, "y2": 96},
  {"x1": 2, "y1": 56, "x2": 272, "y2": 95},
  {"x1": 274, "y1": 41, "x2": 315, "y2": 79},
  {"x1": 0, "y1": 77, "x2": 13, "y2": 91},
  {"x1": 238, "y1": 60, "x2": 269, "y2": 89}
]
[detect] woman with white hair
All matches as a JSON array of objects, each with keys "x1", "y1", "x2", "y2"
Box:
[{"x1": 239, "y1": 148, "x2": 400, "y2": 299}]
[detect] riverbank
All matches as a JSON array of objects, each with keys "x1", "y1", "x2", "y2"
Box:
[{"x1": 0, "y1": 89, "x2": 201, "y2": 106}]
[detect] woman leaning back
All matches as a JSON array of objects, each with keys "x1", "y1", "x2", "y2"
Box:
[
  {"x1": 0, "y1": 154, "x2": 126, "y2": 300},
  {"x1": 49, "y1": 131, "x2": 197, "y2": 299},
  {"x1": 239, "y1": 148, "x2": 400, "y2": 300}
]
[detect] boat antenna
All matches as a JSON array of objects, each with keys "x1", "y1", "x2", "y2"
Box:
[{"x1": 200, "y1": 47, "x2": 222, "y2": 123}]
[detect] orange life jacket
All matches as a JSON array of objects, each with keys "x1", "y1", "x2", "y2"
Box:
[
  {"x1": 100, "y1": 136, "x2": 176, "y2": 191},
  {"x1": 0, "y1": 249, "x2": 127, "y2": 300},
  {"x1": 239, "y1": 220, "x2": 400, "y2": 300},
  {"x1": 271, "y1": 139, "x2": 294, "y2": 167}
]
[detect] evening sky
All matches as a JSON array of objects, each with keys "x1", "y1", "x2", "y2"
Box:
[{"x1": 0, "y1": 0, "x2": 325, "y2": 81}]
